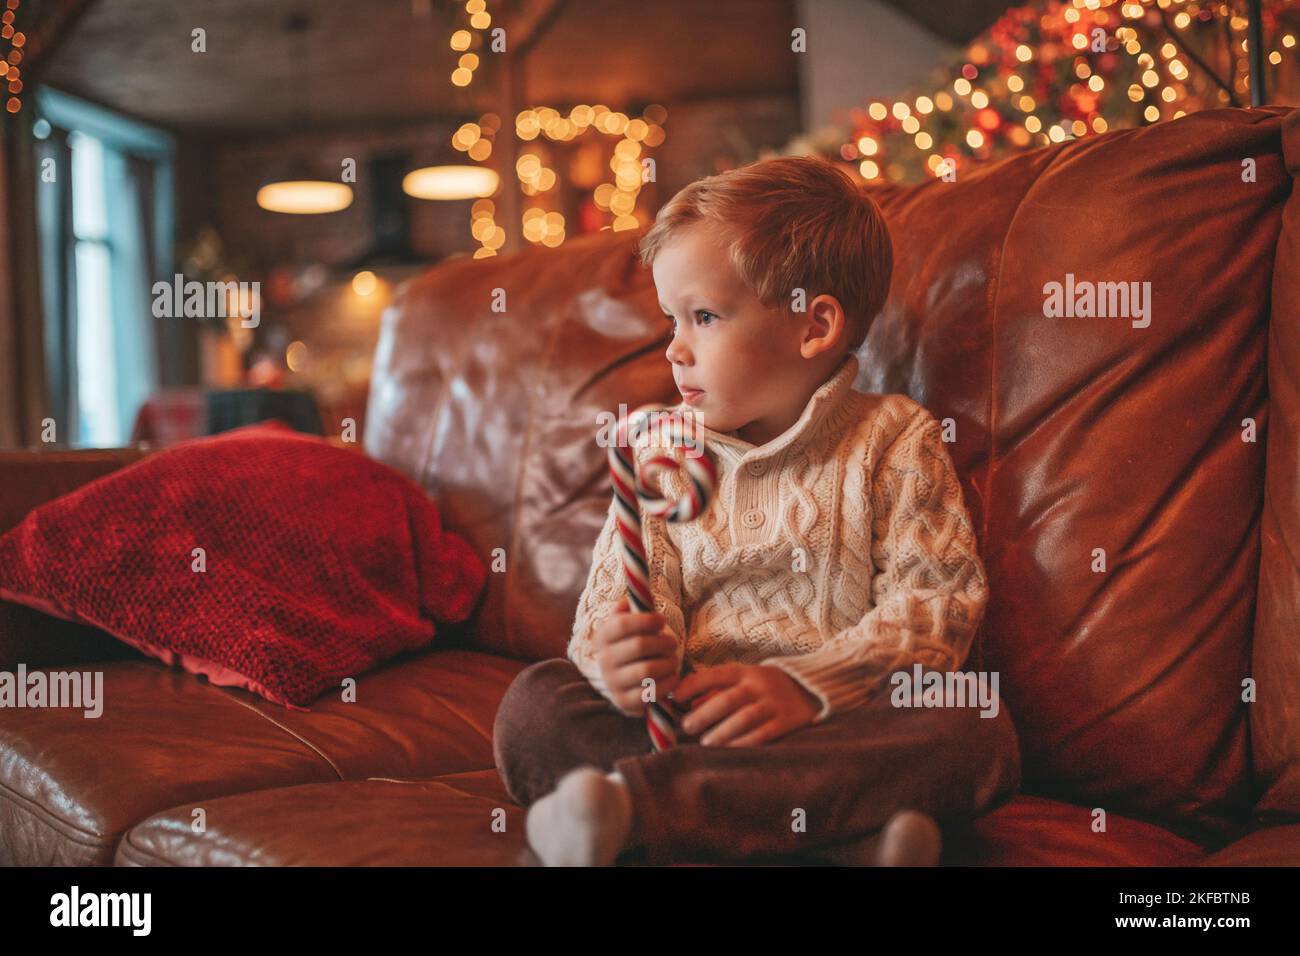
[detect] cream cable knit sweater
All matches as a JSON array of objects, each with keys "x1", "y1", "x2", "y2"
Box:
[{"x1": 567, "y1": 352, "x2": 989, "y2": 724}]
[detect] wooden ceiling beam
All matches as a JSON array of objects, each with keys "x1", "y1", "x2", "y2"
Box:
[{"x1": 20, "y1": 0, "x2": 101, "y2": 87}]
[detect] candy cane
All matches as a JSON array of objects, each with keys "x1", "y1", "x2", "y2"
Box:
[{"x1": 609, "y1": 404, "x2": 717, "y2": 751}]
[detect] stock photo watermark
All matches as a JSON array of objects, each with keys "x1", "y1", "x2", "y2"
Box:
[{"x1": 0, "y1": 664, "x2": 103, "y2": 718}]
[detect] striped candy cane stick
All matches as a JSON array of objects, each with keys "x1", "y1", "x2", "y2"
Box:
[{"x1": 609, "y1": 404, "x2": 718, "y2": 751}]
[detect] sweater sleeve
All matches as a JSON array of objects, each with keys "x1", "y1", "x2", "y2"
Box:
[
  {"x1": 758, "y1": 406, "x2": 989, "y2": 723},
  {"x1": 567, "y1": 438, "x2": 689, "y2": 708}
]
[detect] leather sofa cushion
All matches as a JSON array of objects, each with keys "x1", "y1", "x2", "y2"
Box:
[
  {"x1": 0, "y1": 648, "x2": 521, "y2": 865},
  {"x1": 860, "y1": 106, "x2": 1294, "y2": 844},
  {"x1": 117, "y1": 771, "x2": 530, "y2": 866},
  {"x1": 117, "y1": 773, "x2": 1208, "y2": 867}
]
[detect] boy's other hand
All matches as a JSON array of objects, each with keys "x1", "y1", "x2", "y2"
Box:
[
  {"x1": 672, "y1": 663, "x2": 821, "y2": 747},
  {"x1": 594, "y1": 596, "x2": 682, "y2": 718}
]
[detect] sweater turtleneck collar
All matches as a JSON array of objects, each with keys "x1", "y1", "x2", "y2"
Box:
[{"x1": 676, "y1": 352, "x2": 861, "y2": 465}]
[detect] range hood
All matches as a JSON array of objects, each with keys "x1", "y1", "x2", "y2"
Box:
[{"x1": 339, "y1": 152, "x2": 426, "y2": 271}]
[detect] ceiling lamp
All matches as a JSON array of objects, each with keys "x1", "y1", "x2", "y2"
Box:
[
  {"x1": 402, "y1": 164, "x2": 499, "y2": 200},
  {"x1": 255, "y1": 10, "x2": 354, "y2": 215},
  {"x1": 256, "y1": 172, "x2": 354, "y2": 214}
]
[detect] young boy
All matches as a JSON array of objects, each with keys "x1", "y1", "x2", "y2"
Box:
[{"x1": 492, "y1": 155, "x2": 1022, "y2": 866}]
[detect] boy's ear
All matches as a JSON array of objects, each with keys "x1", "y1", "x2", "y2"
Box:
[{"x1": 805, "y1": 293, "x2": 848, "y2": 353}]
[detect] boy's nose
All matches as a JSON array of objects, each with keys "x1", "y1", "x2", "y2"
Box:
[{"x1": 665, "y1": 335, "x2": 690, "y2": 366}]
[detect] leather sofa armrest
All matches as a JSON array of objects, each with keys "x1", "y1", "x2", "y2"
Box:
[{"x1": 0, "y1": 446, "x2": 153, "y2": 535}]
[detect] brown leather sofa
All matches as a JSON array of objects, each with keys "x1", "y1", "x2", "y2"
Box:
[{"x1": 1, "y1": 105, "x2": 1297, "y2": 866}]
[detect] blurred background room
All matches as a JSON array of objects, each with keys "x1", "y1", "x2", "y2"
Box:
[{"x1": 0, "y1": 0, "x2": 1295, "y2": 450}]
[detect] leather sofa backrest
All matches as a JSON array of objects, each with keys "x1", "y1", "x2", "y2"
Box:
[
  {"x1": 365, "y1": 107, "x2": 1296, "y2": 843},
  {"x1": 862, "y1": 106, "x2": 1294, "y2": 842},
  {"x1": 364, "y1": 233, "x2": 676, "y2": 662},
  {"x1": 1253, "y1": 107, "x2": 1300, "y2": 824}
]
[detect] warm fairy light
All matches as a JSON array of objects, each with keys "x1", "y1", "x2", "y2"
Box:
[
  {"x1": 1144, "y1": 105, "x2": 1161, "y2": 122},
  {"x1": 451, "y1": 67, "x2": 472, "y2": 86},
  {"x1": 1088, "y1": 75, "x2": 1104, "y2": 92},
  {"x1": 450, "y1": 29, "x2": 471, "y2": 51},
  {"x1": 857, "y1": 136, "x2": 878, "y2": 155},
  {"x1": 1128, "y1": 83, "x2": 1144, "y2": 101},
  {"x1": 1269, "y1": 51, "x2": 1282, "y2": 65},
  {"x1": 1075, "y1": 61, "x2": 1091, "y2": 79},
  {"x1": 892, "y1": 101, "x2": 910, "y2": 119},
  {"x1": 914, "y1": 131, "x2": 932, "y2": 149},
  {"x1": 954, "y1": 77, "x2": 972, "y2": 96},
  {"x1": 1141, "y1": 69, "x2": 1159, "y2": 87},
  {"x1": 285, "y1": 341, "x2": 308, "y2": 372},
  {"x1": 1284, "y1": 35, "x2": 1296, "y2": 48},
  {"x1": 1007, "y1": 75, "x2": 1024, "y2": 92},
  {"x1": 859, "y1": 160, "x2": 880, "y2": 179},
  {"x1": 869, "y1": 102, "x2": 888, "y2": 121},
  {"x1": 1092, "y1": 116, "x2": 1108, "y2": 133},
  {"x1": 970, "y1": 90, "x2": 989, "y2": 108},
  {"x1": 1016, "y1": 44, "x2": 1033, "y2": 62},
  {"x1": 901, "y1": 115, "x2": 920, "y2": 134},
  {"x1": 1175, "y1": 11, "x2": 1191, "y2": 28},
  {"x1": 349, "y1": 268, "x2": 377, "y2": 297},
  {"x1": 1025, "y1": 115, "x2": 1042, "y2": 133},
  {"x1": 935, "y1": 92, "x2": 953, "y2": 110},
  {"x1": 1161, "y1": 86, "x2": 1177, "y2": 102},
  {"x1": 966, "y1": 129, "x2": 985, "y2": 149},
  {"x1": 915, "y1": 95, "x2": 934, "y2": 114}
]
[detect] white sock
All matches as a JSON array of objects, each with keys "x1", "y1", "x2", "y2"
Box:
[{"x1": 525, "y1": 767, "x2": 636, "y2": 866}]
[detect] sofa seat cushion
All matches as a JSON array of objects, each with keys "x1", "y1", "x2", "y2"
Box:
[
  {"x1": 116, "y1": 771, "x2": 530, "y2": 866},
  {"x1": 117, "y1": 775, "x2": 1211, "y2": 867},
  {"x1": 941, "y1": 794, "x2": 1207, "y2": 866},
  {"x1": 0, "y1": 648, "x2": 523, "y2": 865},
  {"x1": 1196, "y1": 824, "x2": 1300, "y2": 866}
]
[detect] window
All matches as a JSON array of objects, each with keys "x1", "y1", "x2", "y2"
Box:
[
  {"x1": 69, "y1": 131, "x2": 120, "y2": 446},
  {"x1": 34, "y1": 88, "x2": 175, "y2": 448}
]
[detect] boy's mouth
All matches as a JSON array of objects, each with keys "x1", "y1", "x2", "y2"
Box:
[{"x1": 680, "y1": 388, "x2": 705, "y2": 405}]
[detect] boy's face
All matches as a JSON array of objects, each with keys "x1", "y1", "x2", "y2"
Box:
[{"x1": 652, "y1": 221, "x2": 842, "y2": 445}]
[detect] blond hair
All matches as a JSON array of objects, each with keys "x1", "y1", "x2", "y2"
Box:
[{"x1": 638, "y1": 155, "x2": 893, "y2": 353}]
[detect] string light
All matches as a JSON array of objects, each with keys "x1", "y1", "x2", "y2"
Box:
[
  {"x1": 2, "y1": 0, "x2": 22, "y2": 114},
  {"x1": 449, "y1": 1, "x2": 493, "y2": 87},
  {"x1": 840, "y1": 0, "x2": 1297, "y2": 184}
]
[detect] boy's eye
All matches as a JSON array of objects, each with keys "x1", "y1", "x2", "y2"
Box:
[{"x1": 662, "y1": 310, "x2": 717, "y2": 328}]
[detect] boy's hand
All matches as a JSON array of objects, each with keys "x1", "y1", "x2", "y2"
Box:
[
  {"x1": 594, "y1": 596, "x2": 682, "y2": 718},
  {"x1": 672, "y1": 663, "x2": 822, "y2": 747}
]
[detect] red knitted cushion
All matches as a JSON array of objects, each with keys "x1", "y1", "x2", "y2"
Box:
[{"x1": 0, "y1": 422, "x2": 486, "y2": 709}]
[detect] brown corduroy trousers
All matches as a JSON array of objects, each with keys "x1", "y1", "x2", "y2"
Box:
[{"x1": 493, "y1": 658, "x2": 1023, "y2": 865}]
